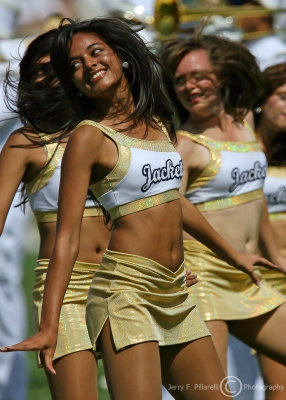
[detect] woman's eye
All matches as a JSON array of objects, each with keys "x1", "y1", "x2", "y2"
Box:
[
  {"x1": 174, "y1": 77, "x2": 185, "y2": 86},
  {"x1": 70, "y1": 61, "x2": 81, "y2": 71},
  {"x1": 91, "y1": 48, "x2": 101, "y2": 56}
]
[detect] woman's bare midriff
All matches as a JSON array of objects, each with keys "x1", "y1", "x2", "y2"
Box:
[
  {"x1": 37, "y1": 215, "x2": 110, "y2": 263},
  {"x1": 183, "y1": 198, "x2": 264, "y2": 254},
  {"x1": 109, "y1": 199, "x2": 184, "y2": 271}
]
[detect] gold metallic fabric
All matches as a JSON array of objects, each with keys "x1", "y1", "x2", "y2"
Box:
[
  {"x1": 258, "y1": 210, "x2": 286, "y2": 294},
  {"x1": 184, "y1": 240, "x2": 285, "y2": 321},
  {"x1": 86, "y1": 249, "x2": 209, "y2": 355},
  {"x1": 32, "y1": 259, "x2": 99, "y2": 365},
  {"x1": 195, "y1": 188, "x2": 263, "y2": 213},
  {"x1": 269, "y1": 211, "x2": 286, "y2": 221},
  {"x1": 33, "y1": 206, "x2": 103, "y2": 223},
  {"x1": 107, "y1": 189, "x2": 179, "y2": 220},
  {"x1": 258, "y1": 268, "x2": 286, "y2": 296},
  {"x1": 25, "y1": 136, "x2": 64, "y2": 195}
]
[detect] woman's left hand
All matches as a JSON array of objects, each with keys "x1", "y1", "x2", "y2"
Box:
[{"x1": 185, "y1": 269, "x2": 198, "y2": 287}]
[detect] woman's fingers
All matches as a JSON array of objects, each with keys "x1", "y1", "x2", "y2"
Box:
[
  {"x1": 185, "y1": 269, "x2": 198, "y2": 287},
  {"x1": 0, "y1": 332, "x2": 57, "y2": 375},
  {"x1": 0, "y1": 336, "x2": 41, "y2": 352}
]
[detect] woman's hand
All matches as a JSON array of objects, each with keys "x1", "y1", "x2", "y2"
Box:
[
  {"x1": 232, "y1": 253, "x2": 278, "y2": 286},
  {"x1": 0, "y1": 330, "x2": 57, "y2": 375},
  {"x1": 185, "y1": 269, "x2": 198, "y2": 287}
]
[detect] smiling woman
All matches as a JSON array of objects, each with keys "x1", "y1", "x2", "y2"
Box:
[
  {"x1": 0, "y1": 29, "x2": 111, "y2": 400},
  {"x1": 0, "y1": 18, "x2": 281, "y2": 400},
  {"x1": 254, "y1": 62, "x2": 286, "y2": 399},
  {"x1": 160, "y1": 34, "x2": 286, "y2": 381}
]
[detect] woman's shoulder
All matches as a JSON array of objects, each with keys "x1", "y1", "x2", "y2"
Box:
[
  {"x1": 68, "y1": 121, "x2": 108, "y2": 155},
  {"x1": 176, "y1": 129, "x2": 208, "y2": 152},
  {"x1": 2, "y1": 126, "x2": 42, "y2": 147}
]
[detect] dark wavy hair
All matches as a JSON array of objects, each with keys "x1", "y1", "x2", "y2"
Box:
[
  {"x1": 159, "y1": 34, "x2": 263, "y2": 125},
  {"x1": 50, "y1": 17, "x2": 176, "y2": 141},
  {"x1": 260, "y1": 63, "x2": 286, "y2": 104},
  {"x1": 256, "y1": 63, "x2": 286, "y2": 166},
  {"x1": 4, "y1": 29, "x2": 74, "y2": 135},
  {"x1": 3, "y1": 29, "x2": 76, "y2": 210}
]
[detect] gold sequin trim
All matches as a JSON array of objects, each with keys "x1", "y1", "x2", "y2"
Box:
[
  {"x1": 109, "y1": 189, "x2": 179, "y2": 219},
  {"x1": 177, "y1": 129, "x2": 262, "y2": 194},
  {"x1": 33, "y1": 207, "x2": 103, "y2": 222},
  {"x1": 89, "y1": 146, "x2": 131, "y2": 196},
  {"x1": 269, "y1": 212, "x2": 286, "y2": 221},
  {"x1": 195, "y1": 188, "x2": 263, "y2": 212},
  {"x1": 76, "y1": 120, "x2": 176, "y2": 151},
  {"x1": 177, "y1": 129, "x2": 261, "y2": 151},
  {"x1": 26, "y1": 133, "x2": 65, "y2": 195},
  {"x1": 177, "y1": 130, "x2": 222, "y2": 192}
]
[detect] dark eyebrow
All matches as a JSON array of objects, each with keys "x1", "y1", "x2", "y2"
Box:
[
  {"x1": 69, "y1": 42, "x2": 103, "y2": 61},
  {"x1": 175, "y1": 69, "x2": 213, "y2": 76}
]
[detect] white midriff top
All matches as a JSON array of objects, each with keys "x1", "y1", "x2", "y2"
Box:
[
  {"x1": 26, "y1": 134, "x2": 101, "y2": 222},
  {"x1": 78, "y1": 120, "x2": 183, "y2": 220},
  {"x1": 177, "y1": 129, "x2": 267, "y2": 212},
  {"x1": 264, "y1": 166, "x2": 286, "y2": 214}
]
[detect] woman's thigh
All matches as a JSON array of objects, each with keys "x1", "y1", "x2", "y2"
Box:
[
  {"x1": 46, "y1": 349, "x2": 98, "y2": 400},
  {"x1": 206, "y1": 320, "x2": 229, "y2": 373},
  {"x1": 229, "y1": 303, "x2": 286, "y2": 365},
  {"x1": 98, "y1": 319, "x2": 162, "y2": 400},
  {"x1": 160, "y1": 336, "x2": 230, "y2": 400}
]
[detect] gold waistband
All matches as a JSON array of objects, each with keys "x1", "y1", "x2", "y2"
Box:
[
  {"x1": 103, "y1": 249, "x2": 185, "y2": 277},
  {"x1": 109, "y1": 189, "x2": 180, "y2": 220},
  {"x1": 36, "y1": 258, "x2": 99, "y2": 272},
  {"x1": 195, "y1": 188, "x2": 263, "y2": 212},
  {"x1": 33, "y1": 206, "x2": 103, "y2": 222},
  {"x1": 269, "y1": 212, "x2": 286, "y2": 221}
]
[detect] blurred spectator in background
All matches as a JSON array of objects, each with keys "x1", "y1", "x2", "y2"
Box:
[
  {"x1": 238, "y1": 0, "x2": 286, "y2": 70},
  {"x1": 12, "y1": 0, "x2": 74, "y2": 36}
]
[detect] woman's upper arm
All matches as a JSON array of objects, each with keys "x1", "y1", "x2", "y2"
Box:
[
  {"x1": 0, "y1": 131, "x2": 31, "y2": 234},
  {"x1": 176, "y1": 134, "x2": 202, "y2": 194},
  {"x1": 56, "y1": 126, "x2": 102, "y2": 238}
]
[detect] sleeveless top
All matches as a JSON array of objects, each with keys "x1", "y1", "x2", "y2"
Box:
[
  {"x1": 78, "y1": 120, "x2": 183, "y2": 220},
  {"x1": 264, "y1": 166, "x2": 286, "y2": 219},
  {"x1": 26, "y1": 133, "x2": 102, "y2": 222},
  {"x1": 177, "y1": 127, "x2": 267, "y2": 212}
]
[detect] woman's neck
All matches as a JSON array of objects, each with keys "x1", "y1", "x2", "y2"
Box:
[{"x1": 182, "y1": 110, "x2": 235, "y2": 137}]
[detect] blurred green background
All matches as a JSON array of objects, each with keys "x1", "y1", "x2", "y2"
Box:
[{"x1": 23, "y1": 251, "x2": 110, "y2": 400}]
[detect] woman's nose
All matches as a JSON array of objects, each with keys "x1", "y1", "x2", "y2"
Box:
[
  {"x1": 184, "y1": 77, "x2": 196, "y2": 90},
  {"x1": 84, "y1": 56, "x2": 96, "y2": 69}
]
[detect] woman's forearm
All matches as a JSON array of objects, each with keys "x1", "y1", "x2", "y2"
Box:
[
  {"x1": 39, "y1": 239, "x2": 79, "y2": 332},
  {"x1": 180, "y1": 195, "x2": 239, "y2": 264}
]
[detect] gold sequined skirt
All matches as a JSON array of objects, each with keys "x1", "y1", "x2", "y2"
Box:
[
  {"x1": 258, "y1": 268, "x2": 286, "y2": 296},
  {"x1": 32, "y1": 259, "x2": 99, "y2": 364},
  {"x1": 184, "y1": 240, "x2": 286, "y2": 321},
  {"x1": 258, "y1": 213, "x2": 286, "y2": 295},
  {"x1": 86, "y1": 249, "x2": 210, "y2": 354}
]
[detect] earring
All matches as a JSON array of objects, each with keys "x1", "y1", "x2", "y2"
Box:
[
  {"x1": 254, "y1": 106, "x2": 262, "y2": 114},
  {"x1": 77, "y1": 91, "x2": 83, "y2": 97},
  {"x1": 122, "y1": 61, "x2": 129, "y2": 69}
]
